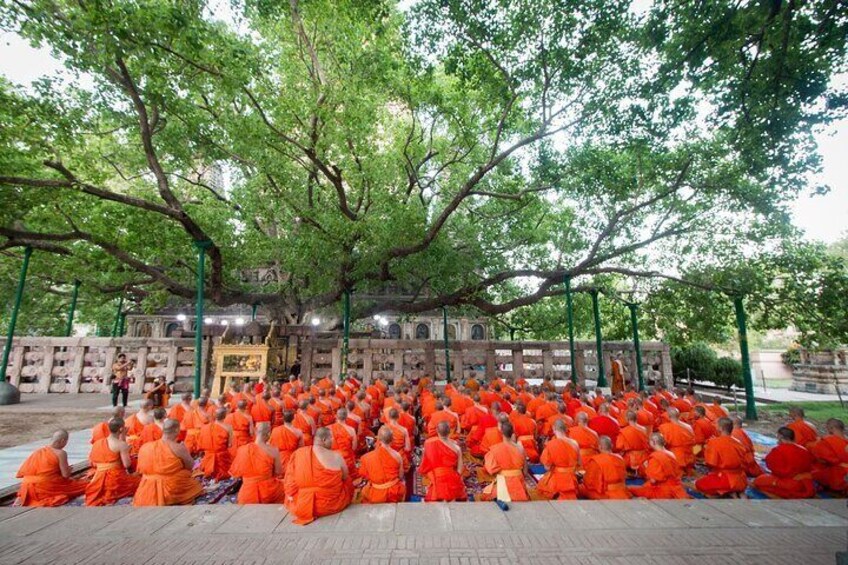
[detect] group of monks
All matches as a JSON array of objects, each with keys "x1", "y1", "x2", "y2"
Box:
[{"x1": 14, "y1": 373, "x2": 848, "y2": 523}]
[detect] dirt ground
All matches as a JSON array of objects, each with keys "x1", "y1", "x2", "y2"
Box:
[{"x1": 0, "y1": 412, "x2": 104, "y2": 448}]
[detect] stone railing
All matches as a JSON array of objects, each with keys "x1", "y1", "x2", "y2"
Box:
[
  {"x1": 302, "y1": 338, "x2": 672, "y2": 388},
  {"x1": 791, "y1": 348, "x2": 848, "y2": 394},
  {"x1": 0, "y1": 337, "x2": 210, "y2": 394}
]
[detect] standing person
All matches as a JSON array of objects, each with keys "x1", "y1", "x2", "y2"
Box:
[{"x1": 110, "y1": 354, "x2": 133, "y2": 407}]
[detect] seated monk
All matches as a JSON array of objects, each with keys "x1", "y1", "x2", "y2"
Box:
[
  {"x1": 183, "y1": 396, "x2": 211, "y2": 456},
  {"x1": 167, "y1": 393, "x2": 194, "y2": 442},
  {"x1": 251, "y1": 391, "x2": 274, "y2": 425},
  {"x1": 731, "y1": 417, "x2": 764, "y2": 477},
  {"x1": 199, "y1": 407, "x2": 234, "y2": 481},
  {"x1": 16, "y1": 429, "x2": 87, "y2": 507},
  {"x1": 752, "y1": 426, "x2": 815, "y2": 499},
  {"x1": 269, "y1": 410, "x2": 304, "y2": 475},
  {"x1": 691, "y1": 405, "x2": 717, "y2": 458},
  {"x1": 705, "y1": 396, "x2": 730, "y2": 422},
  {"x1": 125, "y1": 400, "x2": 154, "y2": 455},
  {"x1": 461, "y1": 394, "x2": 490, "y2": 434},
  {"x1": 629, "y1": 433, "x2": 689, "y2": 499},
  {"x1": 810, "y1": 418, "x2": 848, "y2": 493},
  {"x1": 86, "y1": 418, "x2": 141, "y2": 506},
  {"x1": 293, "y1": 400, "x2": 316, "y2": 446},
  {"x1": 588, "y1": 403, "x2": 621, "y2": 446},
  {"x1": 541, "y1": 403, "x2": 572, "y2": 438},
  {"x1": 226, "y1": 399, "x2": 255, "y2": 453},
  {"x1": 386, "y1": 408, "x2": 412, "y2": 469},
  {"x1": 91, "y1": 407, "x2": 125, "y2": 444},
  {"x1": 419, "y1": 421, "x2": 467, "y2": 502},
  {"x1": 139, "y1": 407, "x2": 167, "y2": 447},
  {"x1": 535, "y1": 420, "x2": 580, "y2": 500},
  {"x1": 284, "y1": 427, "x2": 354, "y2": 525},
  {"x1": 695, "y1": 417, "x2": 749, "y2": 498},
  {"x1": 616, "y1": 410, "x2": 650, "y2": 474},
  {"x1": 658, "y1": 408, "x2": 695, "y2": 473},
  {"x1": 359, "y1": 426, "x2": 407, "y2": 503},
  {"x1": 787, "y1": 407, "x2": 819, "y2": 448},
  {"x1": 229, "y1": 422, "x2": 286, "y2": 504},
  {"x1": 481, "y1": 421, "x2": 530, "y2": 502},
  {"x1": 478, "y1": 414, "x2": 509, "y2": 456},
  {"x1": 570, "y1": 412, "x2": 600, "y2": 465},
  {"x1": 578, "y1": 436, "x2": 630, "y2": 500},
  {"x1": 329, "y1": 407, "x2": 359, "y2": 479},
  {"x1": 426, "y1": 399, "x2": 461, "y2": 439},
  {"x1": 133, "y1": 419, "x2": 203, "y2": 506},
  {"x1": 510, "y1": 404, "x2": 540, "y2": 463}
]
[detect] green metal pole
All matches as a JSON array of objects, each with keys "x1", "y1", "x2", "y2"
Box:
[
  {"x1": 251, "y1": 303, "x2": 258, "y2": 321},
  {"x1": 733, "y1": 295, "x2": 758, "y2": 420},
  {"x1": 118, "y1": 312, "x2": 126, "y2": 337},
  {"x1": 564, "y1": 275, "x2": 577, "y2": 384},
  {"x1": 64, "y1": 279, "x2": 81, "y2": 337},
  {"x1": 0, "y1": 246, "x2": 32, "y2": 386},
  {"x1": 194, "y1": 240, "x2": 212, "y2": 399},
  {"x1": 591, "y1": 289, "x2": 607, "y2": 387},
  {"x1": 341, "y1": 289, "x2": 350, "y2": 382},
  {"x1": 111, "y1": 296, "x2": 124, "y2": 337},
  {"x1": 628, "y1": 302, "x2": 644, "y2": 392},
  {"x1": 442, "y1": 306, "x2": 452, "y2": 383}
]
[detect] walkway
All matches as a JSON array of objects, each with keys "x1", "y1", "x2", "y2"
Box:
[{"x1": 1, "y1": 500, "x2": 846, "y2": 564}]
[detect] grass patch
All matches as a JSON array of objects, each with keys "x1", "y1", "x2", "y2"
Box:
[{"x1": 761, "y1": 401, "x2": 848, "y2": 424}]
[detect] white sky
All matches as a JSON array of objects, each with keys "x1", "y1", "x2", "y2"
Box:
[{"x1": 1, "y1": 30, "x2": 845, "y2": 245}]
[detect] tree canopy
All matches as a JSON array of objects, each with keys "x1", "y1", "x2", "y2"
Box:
[{"x1": 0, "y1": 0, "x2": 846, "y2": 344}]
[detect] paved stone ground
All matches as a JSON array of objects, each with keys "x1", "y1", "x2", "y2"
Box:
[{"x1": 1, "y1": 500, "x2": 846, "y2": 564}]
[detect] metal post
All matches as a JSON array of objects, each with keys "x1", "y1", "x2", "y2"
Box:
[
  {"x1": 341, "y1": 289, "x2": 350, "y2": 382},
  {"x1": 0, "y1": 246, "x2": 32, "y2": 404},
  {"x1": 194, "y1": 240, "x2": 212, "y2": 399},
  {"x1": 733, "y1": 295, "x2": 758, "y2": 420},
  {"x1": 251, "y1": 303, "x2": 258, "y2": 321},
  {"x1": 564, "y1": 275, "x2": 577, "y2": 384},
  {"x1": 442, "y1": 306, "x2": 452, "y2": 383},
  {"x1": 111, "y1": 296, "x2": 124, "y2": 337},
  {"x1": 64, "y1": 279, "x2": 81, "y2": 337},
  {"x1": 628, "y1": 302, "x2": 644, "y2": 391},
  {"x1": 591, "y1": 289, "x2": 607, "y2": 387},
  {"x1": 118, "y1": 312, "x2": 126, "y2": 337}
]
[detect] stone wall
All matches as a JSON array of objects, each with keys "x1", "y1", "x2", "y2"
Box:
[
  {"x1": 791, "y1": 348, "x2": 848, "y2": 394},
  {"x1": 302, "y1": 338, "x2": 672, "y2": 388},
  {"x1": 0, "y1": 337, "x2": 210, "y2": 394}
]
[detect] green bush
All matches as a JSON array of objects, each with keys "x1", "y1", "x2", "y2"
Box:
[
  {"x1": 671, "y1": 342, "x2": 717, "y2": 383},
  {"x1": 712, "y1": 357, "x2": 743, "y2": 390},
  {"x1": 781, "y1": 346, "x2": 802, "y2": 367}
]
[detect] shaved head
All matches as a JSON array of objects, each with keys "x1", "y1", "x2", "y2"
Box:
[
  {"x1": 437, "y1": 420, "x2": 451, "y2": 439},
  {"x1": 215, "y1": 407, "x2": 228, "y2": 421},
  {"x1": 650, "y1": 433, "x2": 666, "y2": 448},
  {"x1": 377, "y1": 426, "x2": 394, "y2": 444},
  {"x1": 577, "y1": 412, "x2": 588, "y2": 425},
  {"x1": 553, "y1": 419, "x2": 567, "y2": 434},
  {"x1": 598, "y1": 435, "x2": 613, "y2": 452},
  {"x1": 51, "y1": 429, "x2": 69, "y2": 447},
  {"x1": 112, "y1": 406, "x2": 126, "y2": 419},
  {"x1": 108, "y1": 418, "x2": 125, "y2": 434},
  {"x1": 237, "y1": 400, "x2": 248, "y2": 410},
  {"x1": 315, "y1": 427, "x2": 333, "y2": 447},
  {"x1": 717, "y1": 417, "x2": 733, "y2": 434},
  {"x1": 256, "y1": 421, "x2": 271, "y2": 439},
  {"x1": 163, "y1": 419, "x2": 180, "y2": 438},
  {"x1": 153, "y1": 408, "x2": 167, "y2": 421}
]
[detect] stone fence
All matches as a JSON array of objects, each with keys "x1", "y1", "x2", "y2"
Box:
[
  {"x1": 0, "y1": 337, "x2": 209, "y2": 394},
  {"x1": 303, "y1": 338, "x2": 673, "y2": 388},
  {"x1": 791, "y1": 348, "x2": 848, "y2": 394}
]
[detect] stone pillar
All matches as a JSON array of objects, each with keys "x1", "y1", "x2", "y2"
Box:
[
  {"x1": 542, "y1": 348, "x2": 553, "y2": 377},
  {"x1": 9, "y1": 345, "x2": 23, "y2": 387},
  {"x1": 425, "y1": 343, "x2": 436, "y2": 377},
  {"x1": 513, "y1": 347, "x2": 524, "y2": 381},
  {"x1": 661, "y1": 347, "x2": 673, "y2": 389},
  {"x1": 165, "y1": 345, "x2": 178, "y2": 389},
  {"x1": 362, "y1": 352, "x2": 373, "y2": 384},
  {"x1": 38, "y1": 345, "x2": 55, "y2": 393},
  {"x1": 69, "y1": 346, "x2": 85, "y2": 394},
  {"x1": 574, "y1": 347, "x2": 586, "y2": 385},
  {"x1": 394, "y1": 351, "x2": 404, "y2": 381},
  {"x1": 453, "y1": 348, "x2": 464, "y2": 382},
  {"x1": 134, "y1": 346, "x2": 149, "y2": 394},
  {"x1": 331, "y1": 345, "x2": 341, "y2": 384},
  {"x1": 302, "y1": 341, "x2": 313, "y2": 384},
  {"x1": 485, "y1": 348, "x2": 496, "y2": 378},
  {"x1": 102, "y1": 346, "x2": 116, "y2": 394}
]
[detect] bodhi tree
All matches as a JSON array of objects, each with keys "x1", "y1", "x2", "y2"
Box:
[{"x1": 0, "y1": 0, "x2": 845, "y2": 332}]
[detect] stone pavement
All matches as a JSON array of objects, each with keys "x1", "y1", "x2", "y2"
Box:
[{"x1": 1, "y1": 499, "x2": 846, "y2": 564}]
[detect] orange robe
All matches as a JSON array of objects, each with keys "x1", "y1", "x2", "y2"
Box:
[
  {"x1": 269, "y1": 425, "x2": 302, "y2": 476},
  {"x1": 695, "y1": 436, "x2": 749, "y2": 496},
  {"x1": 692, "y1": 418, "x2": 717, "y2": 456},
  {"x1": 630, "y1": 450, "x2": 689, "y2": 499},
  {"x1": 427, "y1": 410, "x2": 460, "y2": 438},
  {"x1": 752, "y1": 443, "x2": 815, "y2": 499},
  {"x1": 658, "y1": 422, "x2": 695, "y2": 470},
  {"x1": 85, "y1": 438, "x2": 140, "y2": 506},
  {"x1": 167, "y1": 404, "x2": 189, "y2": 441},
  {"x1": 478, "y1": 427, "x2": 504, "y2": 457},
  {"x1": 511, "y1": 414, "x2": 540, "y2": 463},
  {"x1": 615, "y1": 425, "x2": 649, "y2": 472},
  {"x1": 250, "y1": 397, "x2": 274, "y2": 425},
  {"x1": 732, "y1": 427, "x2": 764, "y2": 477},
  {"x1": 536, "y1": 438, "x2": 579, "y2": 500},
  {"x1": 788, "y1": 420, "x2": 819, "y2": 448},
  {"x1": 133, "y1": 440, "x2": 203, "y2": 506},
  {"x1": 329, "y1": 422, "x2": 358, "y2": 478},
  {"x1": 588, "y1": 415, "x2": 621, "y2": 445},
  {"x1": 90, "y1": 421, "x2": 109, "y2": 445},
  {"x1": 569, "y1": 426, "x2": 600, "y2": 463},
  {"x1": 124, "y1": 414, "x2": 146, "y2": 455},
  {"x1": 359, "y1": 445, "x2": 406, "y2": 503},
  {"x1": 284, "y1": 447, "x2": 353, "y2": 525},
  {"x1": 292, "y1": 412, "x2": 314, "y2": 446},
  {"x1": 579, "y1": 452, "x2": 630, "y2": 500},
  {"x1": 810, "y1": 435, "x2": 848, "y2": 492},
  {"x1": 418, "y1": 438, "x2": 467, "y2": 502},
  {"x1": 139, "y1": 423, "x2": 163, "y2": 446},
  {"x1": 198, "y1": 422, "x2": 232, "y2": 480},
  {"x1": 226, "y1": 411, "x2": 253, "y2": 453},
  {"x1": 183, "y1": 408, "x2": 210, "y2": 456},
  {"x1": 229, "y1": 444, "x2": 285, "y2": 504},
  {"x1": 16, "y1": 447, "x2": 87, "y2": 507},
  {"x1": 481, "y1": 442, "x2": 529, "y2": 502}
]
